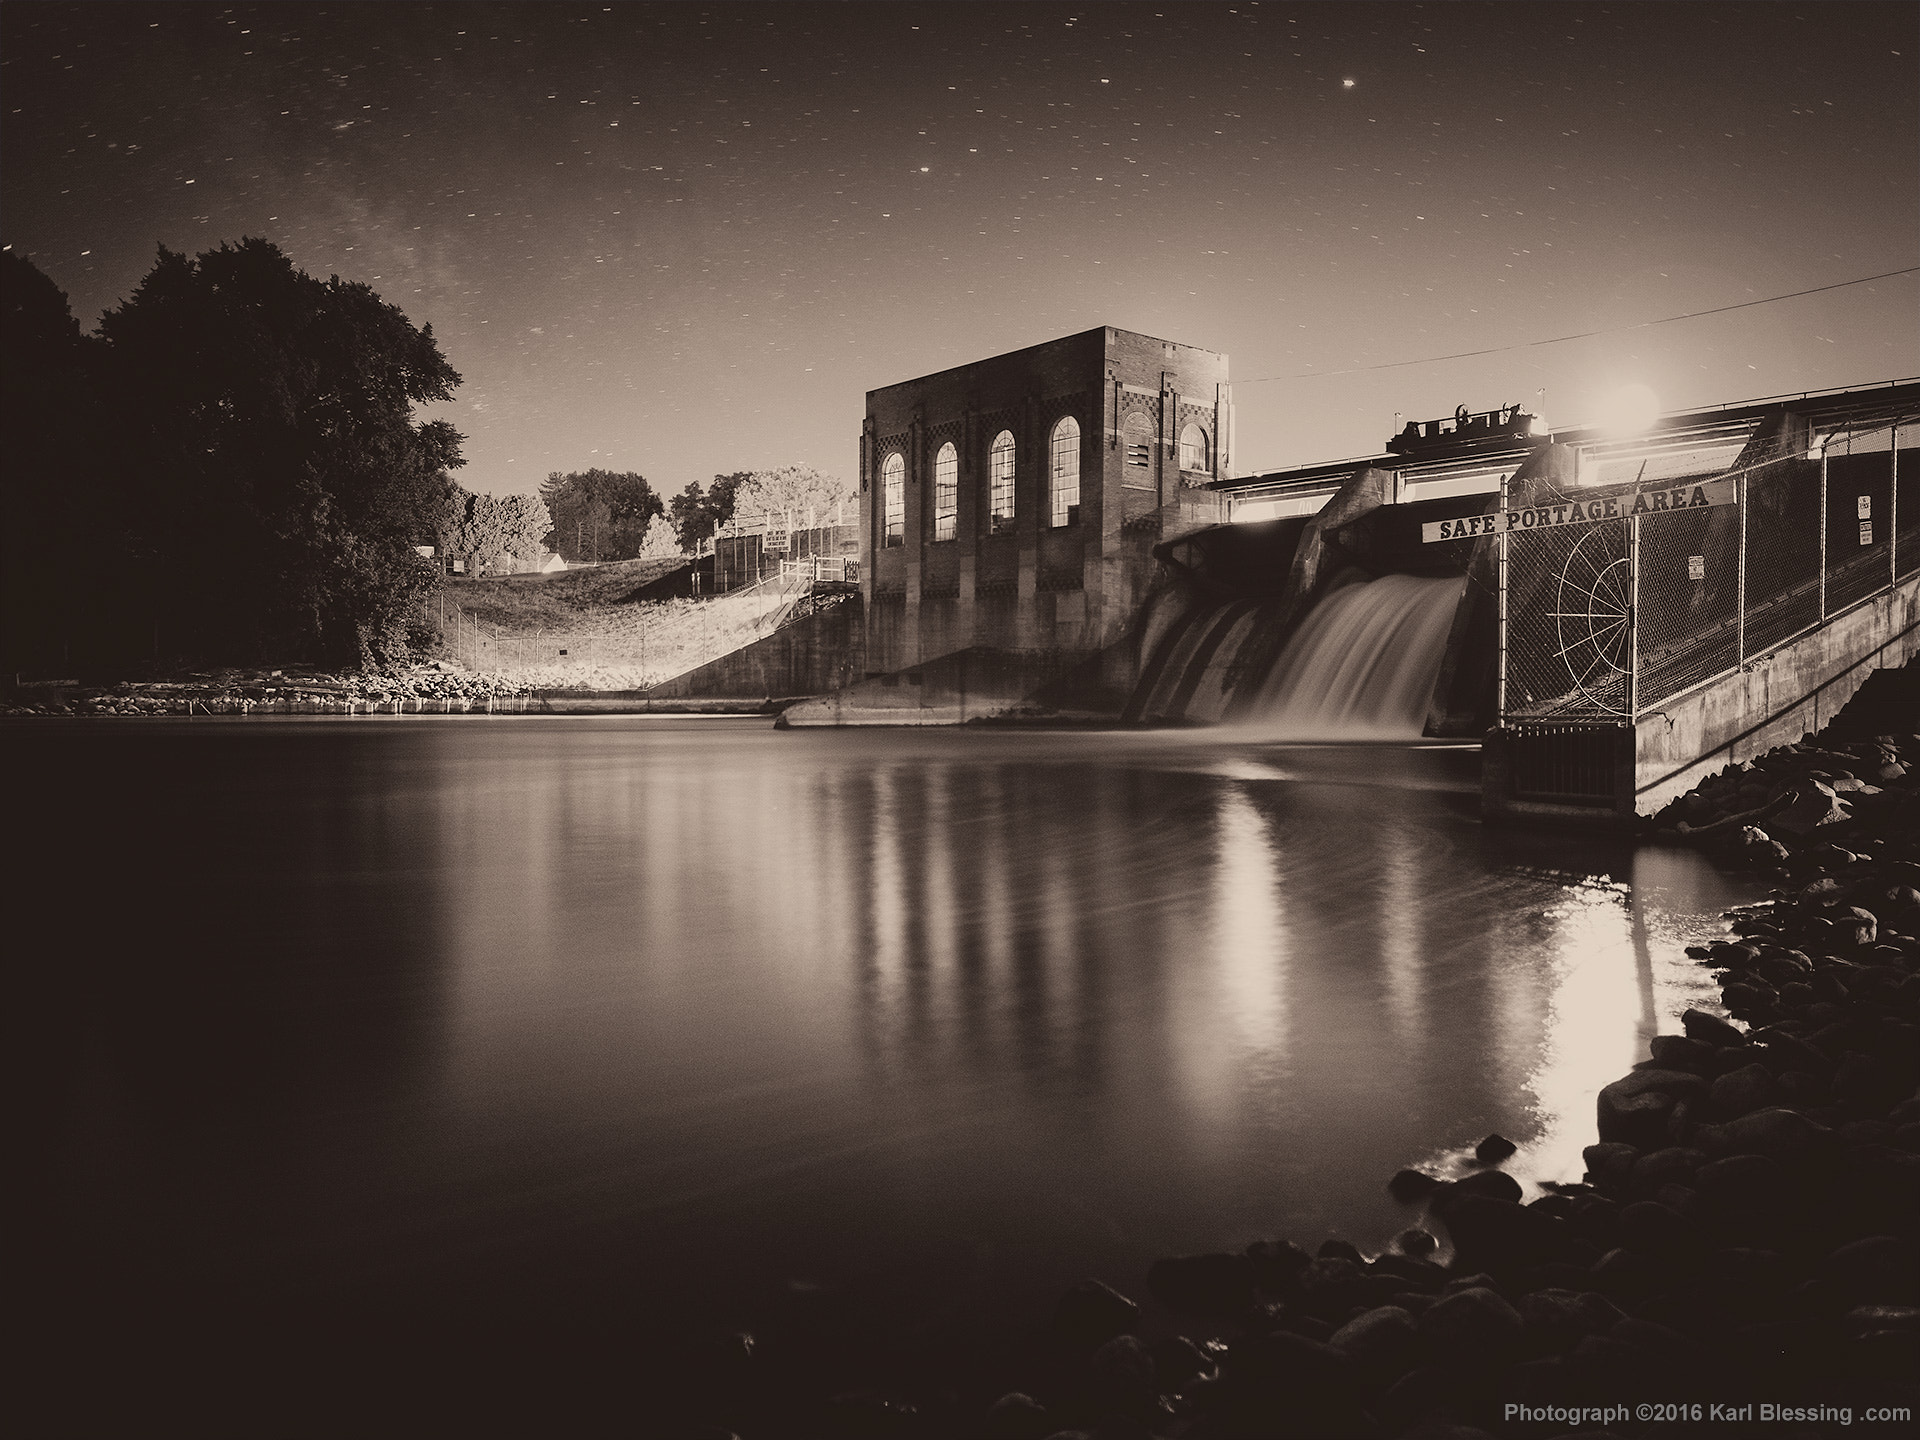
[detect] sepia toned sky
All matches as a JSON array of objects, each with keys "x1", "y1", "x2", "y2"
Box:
[{"x1": 4, "y1": 1, "x2": 1916, "y2": 495}]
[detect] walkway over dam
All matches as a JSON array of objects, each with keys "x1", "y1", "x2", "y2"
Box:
[{"x1": 1477, "y1": 398, "x2": 1917, "y2": 823}]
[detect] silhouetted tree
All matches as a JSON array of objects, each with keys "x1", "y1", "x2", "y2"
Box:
[
  {"x1": 0, "y1": 251, "x2": 105, "y2": 670},
  {"x1": 88, "y1": 237, "x2": 464, "y2": 666}
]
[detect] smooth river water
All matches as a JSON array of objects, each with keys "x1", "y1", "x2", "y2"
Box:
[{"x1": 18, "y1": 717, "x2": 1759, "y2": 1425}]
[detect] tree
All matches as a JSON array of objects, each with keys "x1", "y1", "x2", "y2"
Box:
[
  {"x1": 540, "y1": 468, "x2": 664, "y2": 562},
  {"x1": 88, "y1": 238, "x2": 465, "y2": 666},
  {"x1": 1, "y1": 252, "x2": 105, "y2": 670},
  {"x1": 440, "y1": 488, "x2": 552, "y2": 574},
  {"x1": 729, "y1": 465, "x2": 854, "y2": 530},
  {"x1": 633, "y1": 517, "x2": 684, "y2": 561},
  {"x1": 668, "y1": 471, "x2": 749, "y2": 554}
]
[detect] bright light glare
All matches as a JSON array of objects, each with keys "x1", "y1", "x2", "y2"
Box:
[{"x1": 1597, "y1": 383, "x2": 1661, "y2": 436}]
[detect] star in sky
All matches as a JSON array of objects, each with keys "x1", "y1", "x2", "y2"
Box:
[{"x1": 3, "y1": 2, "x2": 1915, "y2": 492}]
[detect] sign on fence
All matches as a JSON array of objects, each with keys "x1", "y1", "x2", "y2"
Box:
[{"x1": 1422, "y1": 478, "x2": 1736, "y2": 544}]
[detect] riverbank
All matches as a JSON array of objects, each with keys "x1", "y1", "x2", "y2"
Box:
[
  {"x1": 0, "y1": 667, "x2": 784, "y2": 716},
  {"x1": 659, "y1": 724, "x2": 1915, "y2": 1439}
]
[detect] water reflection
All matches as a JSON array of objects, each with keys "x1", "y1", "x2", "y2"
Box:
[{"x1": 22, "y1": 718, "x2": 1763, "y2": 1346}]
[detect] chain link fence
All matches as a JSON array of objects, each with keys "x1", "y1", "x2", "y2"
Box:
[
  {"x1": 1900, "y1": 422, "x2": 1919, "y2": 583},
  {"x1": 1501, "y1": 419, "x2": 1915, "y2": 726},
  {"x1": 1505, "y1": 510, "x2": 1633, "y2": 718},
  {"x1": 1826, "y1": 425, "x2": 1898, "y2": 613}
]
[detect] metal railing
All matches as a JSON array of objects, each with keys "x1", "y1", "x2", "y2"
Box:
[{"x1": 1500, "y1": 420, "x2": 1915, "y2": 727}]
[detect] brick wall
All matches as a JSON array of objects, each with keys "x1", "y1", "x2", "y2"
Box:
[{"x1": 859, "y1": 325, "x2": 1230, "y2": 679}]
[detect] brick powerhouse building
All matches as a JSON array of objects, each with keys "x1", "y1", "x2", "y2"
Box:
[{"x1": 858, "y1": 326, "x2": 1230, "y2": 676}]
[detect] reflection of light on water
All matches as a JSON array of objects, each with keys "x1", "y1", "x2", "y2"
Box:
[
  {"x1": 1514, "y1": 879, "x2": 1643, "y2": 1186},
  {"x1": 870, "y1": 766, "x2": 907, "y2": 1008},
  {"x1": 1211, "y1": 785, "x2": 1289, "y2": 1058},
  {"x1": 924, "y1": 766, "x2": 956, "y2": 979},
  {"x1": 1377, "y1": 823, "x2": 1424, "y2": 1044}
]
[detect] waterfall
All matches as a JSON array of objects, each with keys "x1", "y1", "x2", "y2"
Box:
[
  {"x1": 1239, "y1": 573, "x2": 1466, "y2": 739},
  {"x1": 1128, "y1": 571, "x2": 1466, "y2": 735}
]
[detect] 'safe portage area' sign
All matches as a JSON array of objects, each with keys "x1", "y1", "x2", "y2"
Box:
[{"x1": 1422, "y1": 478, "x2": 1736, "y2": 543}]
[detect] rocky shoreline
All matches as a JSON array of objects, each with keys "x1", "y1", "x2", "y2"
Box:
[
  {"x1": 665, "y1": 721, "x2": 1915, "y2": 1440},
  {"x1": 0, "y1": 665, "x2": 538, "y2": 717}
]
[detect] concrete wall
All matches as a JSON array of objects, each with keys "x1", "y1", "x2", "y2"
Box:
[
  {"x1": 646, "y1": 596, "x2": 866, "y2": 701},
  {"x1": 778, "y1": 645, "x2": 1113, "y2": 728},
  {"x1": 1634, "y1": 576, "x2": 1919, "y2": 812}
]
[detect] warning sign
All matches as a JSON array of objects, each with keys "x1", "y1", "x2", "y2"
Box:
[
  {"x1": 1688, "y1": 555, "x2": 1706, "y2": 581},
  {"x1": 1421, "y1": 479, "x2": 1736, "y2": 544},
  {"x1": 1860, "y1": 521, "x2": 1874, "y2": 546}
]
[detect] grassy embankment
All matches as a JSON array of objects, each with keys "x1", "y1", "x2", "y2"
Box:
[{"x1": 439, "y1": 557, "x2": 800, "y2": 690}]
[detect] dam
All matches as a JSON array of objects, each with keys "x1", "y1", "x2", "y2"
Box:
[{"x1": 676, "y1": 329, "x2": 1915, "y2": 822}]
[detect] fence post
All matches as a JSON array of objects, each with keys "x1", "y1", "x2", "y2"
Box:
[
  {"x1": 1495, "y1": 470, "x2": 1508, "y2": 723},
  {"x1": 1819, "y1": 442, "x2": 1829, "y2": 618},
  {"x1": 1735, "y1": 470, "x2": 1747, "y2": 665},
  {"x1": 1627, "y1": 512, "x2": 1640, "y2": 721},
  {"x1": 1889, "y1": 425, "x2": 1899, "y2": 586}
]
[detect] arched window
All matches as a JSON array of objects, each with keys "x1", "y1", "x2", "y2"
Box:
[
  {"x1": 1179, "y1": 423, "x2": 1209, "y2": 474},
  {"x1": 989, "y1": 430, "x2": 1016, "y2": 533},
  {"x1": 1123, "y1": 412, "x2": 1153, "y2": 468},
  {"x1": 1050, "y1": 416, "x2": 1081, "y2": 527},
  {"x1": 932, "y1": 442, "x2": 958, "y2": 542},
  {"x1": 882, "y1": 452, "x2": 905, "y2": 546}
]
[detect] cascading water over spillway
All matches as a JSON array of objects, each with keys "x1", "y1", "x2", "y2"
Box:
[
  {"x1": 1127, "y1": 572, "x2": 1468, "y2": 737},
  {"x1": 1242, "y1": 573, "x2": 1465, "y2": 739}
]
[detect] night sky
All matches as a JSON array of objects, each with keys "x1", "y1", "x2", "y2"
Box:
[{"x1": 5, "y1": 2, "x2": 1916, "y2": 498}]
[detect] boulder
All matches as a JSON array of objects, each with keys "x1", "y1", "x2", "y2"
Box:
[
  {"x1": 1293, "y1": 1256, "x2": 1369, "y2": 1320},
  {"x1": 1648, "y1": 1034, "x2": 1716, "y2": 1071},
  {"x1": 1417, "y1": 1287, "x2": 1525, "y2": 1365},
  {"x1": 1596, "y1": 1069, "x2": 1706, "y2": 1149},
  {"x1": 1756, "y1": 1031, "x2": 1835, "y2": 1077},
  {"x1": 1773, "y1": 781, "x2": 1852, "y2": 836},
  {"x1": 1515, "y1": 1289, "x2": 1621, "y2": 1354},
  {"x1": 1823, "y1": 1236, "x2": 1917, "y2": 1305},
  {"x1": 1450, "y1": 1169, "x2": 1524, "y2": 1204},
  {"x1": 1581, "y1": 1142, "x2": 1638, "y2": 1189},
  {"x1": 1388, "y1": 1169, "x2": 1446, "y2": 1203},
  {"x1": 1618, "y1": 1200, "x2": 1695, "y2": 1257},
  {"x1": 1589, "y1": 1246, "x2": 1660, "y2": 1295},
  {"x1": 1150, "y1": 1336, "x2": 1216, "y2": 1394},
  {"x1": 1372, "y1": 1252, "x2": 1447, "y2": 1290},
  {"x1": 983, "y1": 1392, "x2": 1052, "y2": 1440},
  {"x1": 1086, "y1": 1334, "x2": 1157, "y2": 1419},
  {"x1": 1709, "y1": 1063, "x2": 1779, "y2": 1119},
  {"x1": 1219, "y1": 1328, "x2": 1364, "y2": 1413},
  {"x1": 1328, "y1": 1305, "x2": 1419, "y2": 1375},
  {"x1": 1694, "y1": 1106, "x2": 1835, "y2": 1161},
  {"x1": 1434, "y1": 1194, "x2": 1572, "y2": 1274},
  {"x1": 1681, "y1": 1008, "x2": 1748, "y2": 1048},
  {"x1": 1835, "y1": 907, "x2": 1879, "y2": 947},
  {"x1": 1243, "y1": 1239, "x2": 1312, "y2": 1295},
  {"x1": 1473, "y1": 1133, "x2": 1518, "y2": 1164},
  {"x1": 1629, "y1": 1146, "x2": 1705, "y2": 1193}
]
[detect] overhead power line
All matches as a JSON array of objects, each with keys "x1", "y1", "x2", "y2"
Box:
[{"x1": 1233, "y1": 266, "x2": 1920, "y2": 386}]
